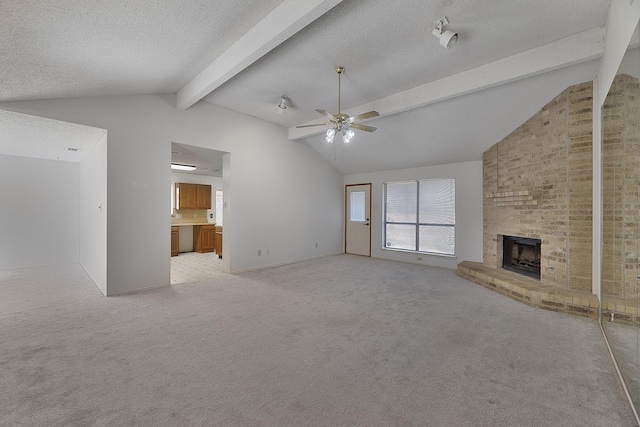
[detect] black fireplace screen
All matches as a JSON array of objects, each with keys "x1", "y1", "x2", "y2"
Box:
[{"x1": 502, "y1": 236, "x2": 541, "y2": 279}]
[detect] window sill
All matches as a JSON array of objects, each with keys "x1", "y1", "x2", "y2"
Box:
[{"x1": 381, "y1": 247, "x2": 457, "y2": 259}]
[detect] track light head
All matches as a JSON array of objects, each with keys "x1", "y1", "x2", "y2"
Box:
[
  {"x1": 278, "y1": 95, "x2": 287, "y2": 114},
  {"x1": 433, "y1": 17, "x2": 458, "y2": 49}
]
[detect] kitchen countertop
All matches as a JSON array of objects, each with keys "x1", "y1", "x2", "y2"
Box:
[{"x1": 171, "y1": 222, "x2": 216, "y2": 227}]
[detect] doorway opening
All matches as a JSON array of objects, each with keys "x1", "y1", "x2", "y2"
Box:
[{"x1": 170, "y1": 142, "x2": 229, "y2": 284}]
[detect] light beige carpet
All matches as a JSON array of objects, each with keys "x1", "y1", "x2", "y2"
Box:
[{"x1": 0, "y1": 255, "x2": 636, "y2": 426}]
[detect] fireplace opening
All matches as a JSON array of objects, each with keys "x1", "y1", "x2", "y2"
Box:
[{"x1": 502, "y1": 236, "x2": 541, "y2": 279}]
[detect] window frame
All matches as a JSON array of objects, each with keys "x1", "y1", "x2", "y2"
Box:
[{"x1": 383, "y1": 178, "x2": 455, "y2": 257}]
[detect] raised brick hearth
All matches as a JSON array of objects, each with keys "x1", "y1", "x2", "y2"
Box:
[{"x1": 458, "y1": 261, "x2": 639, "y2": 325}]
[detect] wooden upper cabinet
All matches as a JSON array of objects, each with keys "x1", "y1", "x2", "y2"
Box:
[
  {"x1": 176, "y1": 183, "x2": 211, "y2": 210},
  {"x1": 176, "y1": 183, "x2": 196, "y2": 210},
  {"x1": 196, "y1": 184, "x2": 212, "y2": 209}
]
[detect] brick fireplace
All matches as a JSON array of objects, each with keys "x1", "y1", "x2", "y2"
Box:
[
  {"x1": 458, "y1": 76, "x2": 640, "y2": 319},
  {"x1": 482, "y1": 81, "x2": 594, "y2": 291}
]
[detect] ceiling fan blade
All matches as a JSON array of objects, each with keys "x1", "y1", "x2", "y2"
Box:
[
  {"x1": 349, "y1": 111, "x2": 380, "y2": 122},
  {"x1": 316, "y1": 109, "x2": 336, "y2": 120},
  {"x1": 296, "y1": 123, "x2": 328, "y2": 128},
  {"x1": 350, "y1": 123, "x2": 377, "y2": 132}
]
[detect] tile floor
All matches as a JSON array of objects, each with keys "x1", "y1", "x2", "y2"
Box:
[{"x1": 170, "y1": 251, "x2": 225, "y2": 284}]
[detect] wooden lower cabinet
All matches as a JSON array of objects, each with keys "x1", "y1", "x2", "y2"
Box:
[
  {"x1": 194, "y1": 225, "x2": 216, "y2": 253},
  {"x1": 171, "y1": 226, "x2": 179, "y2": 257},
  {"x1": 214, "y1": 226, "x2": 223, "y2": 259}
]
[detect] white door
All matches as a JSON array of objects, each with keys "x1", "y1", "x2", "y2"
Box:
[{"x1": 346, "y1": 184, "x2": 371, "y2": 256}]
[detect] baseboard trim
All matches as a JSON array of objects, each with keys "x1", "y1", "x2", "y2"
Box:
[
  {"x1": 107, "y1": 283, "x2": 170, "y2": 297},
  {"x1": 599, "y1": 322, "x2": 640, "y2": 426},
  {"x1": 230, "y1": 252, "x2": 343, "y2": 274}
]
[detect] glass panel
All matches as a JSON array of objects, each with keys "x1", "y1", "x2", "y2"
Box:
[
  {"x1": 385, "y1": 224, "x2": 416, "y2": 250},
  {"x1": 601, "y1": 20, "x2": 640, "y2": 414},
  {"x1": 386, "y1": 181, "x2": 417, "y2": 223},
  {"x1": 350, "y1": 191, "x2": 366, "y2": 221},
  {"x1": 419, "y1": 178, "x2": 455, "y2": 224},
  {"x1": 419, "y1": 225, "x2": 455, "y2": 255}
]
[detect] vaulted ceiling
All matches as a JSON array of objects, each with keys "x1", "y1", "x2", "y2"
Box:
[{"x1": 0, "y1": 0, "x2": 610, "y2": 174}]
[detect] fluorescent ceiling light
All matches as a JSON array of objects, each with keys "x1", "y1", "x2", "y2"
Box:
[{"x1": 171, "y1": 163, "x2": 196, "y2": 171}]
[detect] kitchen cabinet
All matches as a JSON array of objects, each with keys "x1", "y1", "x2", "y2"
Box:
[
  {"x1": 171, "y1": 226, "x2": 179, "y2": 257},
  {"x1": 175, "y1": 183, "x2": 211, "y2": 210},
  {"x1": 215, "y1": 225, "x2": 223, "y2": 259},
  {"x1": 194, "y1": 224, "x2": 216, "y2": 253},
  {"x1": 197, "y1": 185, "x2": 212, "y2": 210}
]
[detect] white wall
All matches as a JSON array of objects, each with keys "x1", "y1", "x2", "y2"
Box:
[
  {"x1": 344, "y1": 160, "x2": 483, "y2": 270},
  {"x1": 0, "y1": 154, "x2": 80, "y2": 269},
  {"x1": 0, "y1": 94, "x2": 344, "y2": 293},
  {"x1": 80, "y1": 133, "x2": 107, "y2": 294}
]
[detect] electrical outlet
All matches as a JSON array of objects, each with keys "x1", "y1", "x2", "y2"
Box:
[
  {"x1": 266, "y1": 249, "x2": 270, "y2": 256},
  {"x1": 315, "y1": 242, "x2": 318, "y2": 248},
  {"x1": 258, "y1": 249, "x2": 262, "y2": 256}
]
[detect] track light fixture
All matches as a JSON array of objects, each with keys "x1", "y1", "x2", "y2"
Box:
[
  {"x1": 277, "y1": 95, "x2": 288, "y2": 114},
  {"x1": 432, "y1": 16, "x2": 457, "y2": 49}
]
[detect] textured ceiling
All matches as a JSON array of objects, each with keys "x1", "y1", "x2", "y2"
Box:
[
  {"x1": 0, "y1": 0, "x2": 611, "y2": 175},
  {"x1": 0, "y1": 0, "x2": 282, "y2": 101},
  {"x1": 0, "y1": 109, "x2": 105, "y2": 162}
]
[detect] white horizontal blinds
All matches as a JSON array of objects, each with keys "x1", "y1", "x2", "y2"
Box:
[
  {"x1": 384, "y1": 178, "x2": 455, "y2": 255},
  {"x1": 385, "y1": 181, "x2": 417, "y2": 222},
  {"x1": 385, "y1": 224, "x2": 415, "y2": 250},
  {"x1": 385, "y1": 181, "x2": 417, "y2": 250},
  {"x1": 418, "y1": 178, "x2": 455, "y2": 255}
]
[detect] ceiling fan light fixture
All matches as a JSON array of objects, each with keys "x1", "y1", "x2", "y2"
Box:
[
  {"x1": 433, "y1": 17, "x2": 458, "y2": 48},
  {"x1": 325, "y1": 128, "x2": 336, "y2": 143},
  {"x1": 295, "y1": 66, "x2": 379, "y2": 143},
  {"x1": 277, "y1": 95, "x2": 288, "y2": 114},
  {"x1": 342, "y1": 127, "x2": 355, "y2": 143}
]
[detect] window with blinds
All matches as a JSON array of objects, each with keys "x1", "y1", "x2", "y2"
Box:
[{"x1": 384, "y1": 178, "x2": 455, "y2": 256}]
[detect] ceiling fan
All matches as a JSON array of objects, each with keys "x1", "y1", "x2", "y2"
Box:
[{"x1": 297, "y1": 66, "x2": 379, "y2": 143}]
